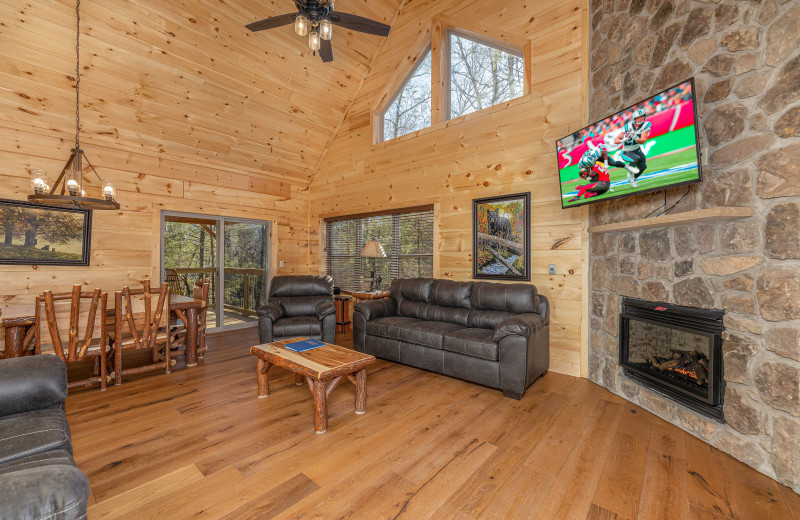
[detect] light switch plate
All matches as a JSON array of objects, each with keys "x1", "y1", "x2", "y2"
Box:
[
  {"x1": 549, "y1": 264, "x2": 556, "y2": 275},
  {"x1": 279, "y1": 260, "x2": 285, "y2": 267}
]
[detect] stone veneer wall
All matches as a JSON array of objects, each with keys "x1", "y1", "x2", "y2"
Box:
[{"x1": 587, "y1": 0, "x2": 800, "y2": 492}]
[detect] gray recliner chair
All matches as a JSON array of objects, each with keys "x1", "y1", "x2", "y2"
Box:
[
  {"x1": 256, "y1": 275, "x2": 336, "y2": 344},
  {"x1": 0, "y1": 355, "x2": 90, "y2": 520}
]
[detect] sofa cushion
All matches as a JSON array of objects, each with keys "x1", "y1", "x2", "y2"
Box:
[
  {"x1": 390, "y1": 278, "x2": 434, "y2": 303},
  {"x1": 0, "y1": 464, "x2": 89, "y2": 520},
  {"x1": 0, "y1": 449, "x2": 75, "y2": 476},
  {"x1": 397, "y1": 300, "x2": 470, "y2": 327},
  {"x1": 443, "y1": 328, "x2": 499, "y2": 361},
  {"x1": 366, "y1": 317, "x2": 462, "y2": 349},
  {"x1": 273, "y1": 316, "x2": 322, "y2": 338},
  {"x1": 466, "y1": 309, "x2": 513, "y2": 330},
  {"x1": 0, "y1": 407, "x2": 71, "y2": 465},
  {"x1": 472, "y1": 282, "x2": 539, "y2": 313},
  {"x1": 429, "y1": 280, "x2": 472, "y2": 309}
]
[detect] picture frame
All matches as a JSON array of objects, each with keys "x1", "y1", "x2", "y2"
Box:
[
  {"x1": 0, "y1": 198, "x2": 92, "y2": 266},
  {"x1": 473, "y1": 192, "x2": 530, "y2": 281}
]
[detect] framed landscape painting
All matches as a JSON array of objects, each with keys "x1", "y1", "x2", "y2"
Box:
[
  {"x1": 0, "y1": 199, "x2": 92, "y2": 266},
  {"x1": 473, "y1": 192, "x2": 530, "y2": 281}
]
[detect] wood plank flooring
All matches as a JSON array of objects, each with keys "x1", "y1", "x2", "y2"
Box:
[{"x1": 65, "y1": 329, "x2": 800, "y2": 519}]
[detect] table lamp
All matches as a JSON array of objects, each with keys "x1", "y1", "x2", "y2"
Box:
[{"x1": 360, "y1": 240, "x2": 386, "y2": 291}]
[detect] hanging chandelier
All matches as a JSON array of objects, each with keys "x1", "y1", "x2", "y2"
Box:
[{"x1": 28, "y1": 0, "x2": 119, "y2": 210}]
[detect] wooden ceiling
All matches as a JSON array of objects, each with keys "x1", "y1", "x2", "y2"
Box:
[{"x1": 0, "y1": 0, "x2": 404, "y2": 184}]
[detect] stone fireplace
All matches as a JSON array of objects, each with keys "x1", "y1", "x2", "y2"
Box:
[
  {"x1": 619, "y1": 298, "x2": 724, "y2": 420},
  {"x1": 588, "y1": 0, "x2": 800, "y2": 494}
]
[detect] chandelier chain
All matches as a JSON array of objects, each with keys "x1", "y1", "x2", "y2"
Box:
[{"x1": 75, "y1": 0, "x2": 80, "y2": 150}]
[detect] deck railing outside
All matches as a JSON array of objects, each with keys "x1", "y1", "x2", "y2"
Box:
[{"x1": 166, "y1": 267, "x2": 265, "y2": 321}]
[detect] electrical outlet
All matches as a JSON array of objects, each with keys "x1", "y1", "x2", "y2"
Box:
[
  {"x1": 279, "y1": 260, "x2": 285, "y2": 268},
  {"x1": 549, "y1": 264, "x2": 556, "y2": 275},
  {"x1": 701, "y1": 147, "x2": 708, "y2": 166}
]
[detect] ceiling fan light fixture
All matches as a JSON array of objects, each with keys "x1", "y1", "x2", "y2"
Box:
[
  {"x1": 294, "y1": 13, "x2": 308, "y2": 36},
  {"x1": 320, "y1": 18, "x2": 332, "y2": 40},
  {"x1": 309, "y1": 29, "x2": 321, "y2": 52}
]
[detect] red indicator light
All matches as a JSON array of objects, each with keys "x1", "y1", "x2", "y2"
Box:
[{"x1": 654, "y1": 307, "x2": 667, "y2": 311}]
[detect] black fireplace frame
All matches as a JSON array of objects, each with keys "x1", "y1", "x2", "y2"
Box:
[{"x1": 619, "y1": 298, "x2": 725, "y2": 422}]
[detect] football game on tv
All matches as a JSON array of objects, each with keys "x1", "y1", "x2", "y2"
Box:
[{"x1": 556, "y1": 79, "x2": 702, "y2": 209}]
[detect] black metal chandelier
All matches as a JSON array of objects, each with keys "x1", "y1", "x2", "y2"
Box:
[{"x1": 28, "y1": 0, "x2": 119, "y2": 211}]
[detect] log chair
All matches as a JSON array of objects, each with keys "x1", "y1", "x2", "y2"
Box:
[{"x1": 35, "y1": 285, "x2": 110, "y2": 391}]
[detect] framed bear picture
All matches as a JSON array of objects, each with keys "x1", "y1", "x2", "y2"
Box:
[{"x1": 472, "y1": 193, "x2": 530, "y2": 281}]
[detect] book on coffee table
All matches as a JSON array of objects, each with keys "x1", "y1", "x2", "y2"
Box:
[{"x1": 284, "y1": 339, "x2": 325, "y2": 352}]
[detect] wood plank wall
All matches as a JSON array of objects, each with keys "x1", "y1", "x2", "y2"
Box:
[
  {"x1": 0, "y1": 0, "x2": 316, "y2": 332},
  {"x1": 310, "y1": 0, "x2": 591, "y2": 376}
]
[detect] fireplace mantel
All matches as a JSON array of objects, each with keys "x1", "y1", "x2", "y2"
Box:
[{"x1": 588, "y1": 207, "x2": 754, "y2": 234}]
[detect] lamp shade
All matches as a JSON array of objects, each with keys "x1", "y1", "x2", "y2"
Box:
[{"x1": 360, "y1": 241, "x2": 386, "y2": 258}]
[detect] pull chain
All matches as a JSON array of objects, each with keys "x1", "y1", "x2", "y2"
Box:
[{"x1": 75, "y1": 0, "x2": 80, "y2": 150}]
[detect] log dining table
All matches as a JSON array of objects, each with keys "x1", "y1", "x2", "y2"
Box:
[{"x1": 2, "y1": 294, "x2": 205, "y2": 366}]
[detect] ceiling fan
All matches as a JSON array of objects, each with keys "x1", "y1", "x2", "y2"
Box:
[{"x1": 246, "y1": 1, "x2": 391, "y2": 63}]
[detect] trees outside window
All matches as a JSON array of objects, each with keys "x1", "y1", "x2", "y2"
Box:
[
  {"x1": 448, "y1": 31, "x2": 524, "y2": 119},
  {"x1": 381, "y1": 49, "x2": 432, "y2": 141}
]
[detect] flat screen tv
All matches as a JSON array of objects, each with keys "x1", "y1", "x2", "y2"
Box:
[{"x1": 556, "y1": 78, "x2": 702, "y2": 209}]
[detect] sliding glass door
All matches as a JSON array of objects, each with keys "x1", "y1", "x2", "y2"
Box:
[{"x1": 161, "y1": 212, "x2": 270, "y2": 332}]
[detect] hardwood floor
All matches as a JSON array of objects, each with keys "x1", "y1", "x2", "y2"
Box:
[{"x1": 66, "y1": 329, "x2": 800, "y2": 519}]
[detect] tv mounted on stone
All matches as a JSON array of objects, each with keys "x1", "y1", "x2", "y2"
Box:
[{"x1": 556, "y1": 78, "x2": 703, "y2": 209}]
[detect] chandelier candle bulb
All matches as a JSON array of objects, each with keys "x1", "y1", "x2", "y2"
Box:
[
  {"x1": 294, "y1": 14, "x2": 308, "y2": 36},
  {"x1": 102, "y1": 179, "x2": 115, "y2": 200},
  {"x1": 320, "y1": 19, "x2": 332, "y2": 40},
  {"x1": 30, "y1": 170, "x2": 48, "y2": 194},
  {"x1": 309, "y1": 29, "x2": 321, "y2": 52}
]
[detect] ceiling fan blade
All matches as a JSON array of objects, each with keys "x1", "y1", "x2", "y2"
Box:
[
  {"x1": 329, "y1": 12, "x2": 391, "y2": 37},
  {"x1": 246, "y1": 13, "x2": 296, "y2": 32},
  {"x1": 319, "y1": 38, "x2": 334, "y2": 62}
]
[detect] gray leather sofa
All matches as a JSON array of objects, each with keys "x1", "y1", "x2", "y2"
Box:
[
  {"x1": 256, "y1": 275, "x2": 336, "y2": 345},
  {"x1": 0, "y1": 355, "x2": 90, "y2": 520},
  {"x1": 353, "y1": 278, "x2": 549, "y2": 399}
]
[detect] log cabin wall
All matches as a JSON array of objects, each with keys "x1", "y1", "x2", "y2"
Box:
[
  {"x1": 310, "y1": 0, "x2": 592, "y2": 377},
  {"x1": 0, "y1": 0, "x2": 340, "y2": 332}
]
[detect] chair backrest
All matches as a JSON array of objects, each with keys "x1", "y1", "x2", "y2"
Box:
[
  {"x1": 35, "y1": 285, "x2": 108, "y2": 361},
  {"x1": 267, "y1": 275, "x2": 333, "y2": 317},
  {"x1": 115, "y1": 280, "x2": 170, "y2": 350},
  {"x1": 192, "y1": 279, "x2": 210, "y2": 326},
  {"x1": 164, "y1": 269, "x2": 182, "y2": 297}
]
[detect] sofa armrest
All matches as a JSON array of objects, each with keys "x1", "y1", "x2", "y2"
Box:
[
  {"x1": 0, "y1": 464, "x2": 89, "y2": 520},
  {"x1": 0, "y1": 355, "x2": 68, "y2": 417},
  {"x1": 493, "y1": 313, "x2": 546, "y2": 343},
  {"x1": 353, "y1": 298, "x2": 396, "y2": 321},
  {"x1": 315, "y1": 300, "x2": 336, "y2": 320},
  {"x1": 256, "y1": 302, "x2": 284, "y2": 322}
]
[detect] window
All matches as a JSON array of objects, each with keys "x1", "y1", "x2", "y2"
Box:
[
  {"x1": 448, "y1": 30, "x2": 525, "y2": 119},
  {"x1": 381, "y1": 48, "x2": 432, "y2": 142},
  {"x1": 325, "y1": 208, "x2": 434, "y2": 291}
]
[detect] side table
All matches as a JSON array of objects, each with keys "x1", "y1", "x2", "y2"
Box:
[{"x1": 333, "y1": 295, "x2": 352, "y2": 334}]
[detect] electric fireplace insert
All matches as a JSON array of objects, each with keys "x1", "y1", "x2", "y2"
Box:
[{"x1": 619, "y1": 298, "x2": 725, "y2": 421}]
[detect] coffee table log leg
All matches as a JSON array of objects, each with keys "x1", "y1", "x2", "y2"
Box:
[
  {"x1": 295, "y1": 373, "x2": 304, "y2": 385},
  {"x1": 257, "y1": 358, "x2": 272, "y2": 398},
  {"x1": 354, "y1": 369, "x2": 367, "y2": 414},
  {"x1": 313, "y1": 379, "x2": 328, "y2": 434}
]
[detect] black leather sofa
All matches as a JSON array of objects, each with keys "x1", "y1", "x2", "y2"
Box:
[
  {"x1": 256, "y1": 275, "x2": 337, "y2": 345},
  {"x1": 0, "y1": 355, "x2": 90, "y2": 520},
  {"x1": 353, "y1": 278, "x2": 549, "y2": 399}
]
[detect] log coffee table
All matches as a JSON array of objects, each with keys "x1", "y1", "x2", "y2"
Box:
[{"x1": 250, "y1": 338, "x2": 376, "y2": 434}]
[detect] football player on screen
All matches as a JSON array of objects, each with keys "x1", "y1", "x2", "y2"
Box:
[
  {"x1": 568, "y1": 150, "x2": 612, "y2": 202},
  {"x1": 614, "y1": 108, "x2": 651, "y2": 188}
]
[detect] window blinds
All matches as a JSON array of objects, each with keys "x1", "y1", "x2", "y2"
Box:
[{"x1": 325, "y1": 209, "x2": 434, "y2": 292}]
